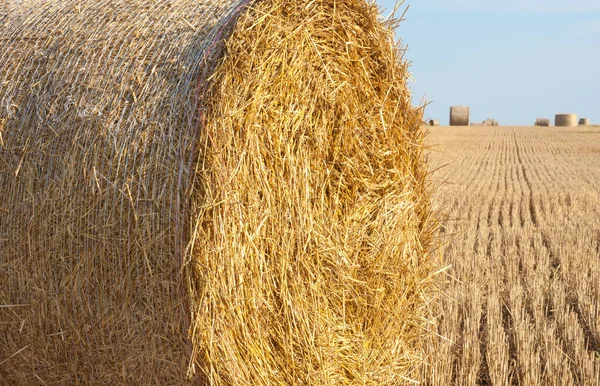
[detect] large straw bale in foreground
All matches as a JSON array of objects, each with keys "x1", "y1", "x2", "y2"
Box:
[{"x1": 0, "y1": 0, "x2": 437, "y2": 384}]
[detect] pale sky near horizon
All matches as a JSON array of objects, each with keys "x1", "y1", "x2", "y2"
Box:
[{"x1": 375, "y1": 0, "x2": 599, "y2": 125}]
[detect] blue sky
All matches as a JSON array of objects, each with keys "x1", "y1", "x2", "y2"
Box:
[{"x1": 375, "y1": 0, "x2": 600, "y2": 125}]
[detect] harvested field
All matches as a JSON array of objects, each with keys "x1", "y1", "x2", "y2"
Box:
[{"x1": 421, "y1": 125, "x2": 600, "y2": 385}]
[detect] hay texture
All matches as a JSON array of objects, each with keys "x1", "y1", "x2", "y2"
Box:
[
  {"x1": 0, "y1": 0, "x2": 437, "y2": 385},
  {"x1": 555, "y1": 113, "x2": 578, "y2": 127},
  {"x1": 449, "y1": 106, "x2": 470, "y2": 126},
  {"x1": 535, "y1": 118, "x2": 551, "y2": 127},
  {"x1": 579, "y1": 118, "x2": 590, "y2": 126}
]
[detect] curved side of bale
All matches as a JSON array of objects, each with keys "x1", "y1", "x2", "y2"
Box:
[
  {"x1": 555, "y1": 114, "x2": 578, "y2": 127},
  {"x1": 450, "y1": 106, "x2": 470, "y2": 126},
  {"x1": 579, "y1": 118, "x2": 590, "y2": 126},
  {"x1": 0, "y1": 0, "x2": 250, "y2": 383},
  {"x1": 535, "y1": 118, "x2": 550, "y2": 126},
  {"x1": 188, "y1": 0, "x2": 437, "y2": 384}
]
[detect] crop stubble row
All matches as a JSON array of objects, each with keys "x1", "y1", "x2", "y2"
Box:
[{"x1": 422, "y1": 126, "x2": 600, "y2": 385}]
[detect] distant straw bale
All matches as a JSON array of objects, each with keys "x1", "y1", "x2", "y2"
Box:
[
  {"x1": 450, "y1": 106, "x2": 470, "y2": 126},
  {"x1": 535, "y1": 118, "x2": 551, "y2": 127},
  {"x1": 483, "y1": 118, "x2": 498, "y2": 126},
  {"x1": 427, "y1": 119, "x2": 440, "y2": 126},
  {"x1": 0, "y1": 0, "x2": 437, "y2": 384},
  {"x1": 555, "y1": 114, "x2": 578, "y2": 127},
  {"x1": 579, "y1": 118, "x2": 590, "y2": 126}
]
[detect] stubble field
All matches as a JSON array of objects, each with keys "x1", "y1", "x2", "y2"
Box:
[{"x1": 420, "y1": 125, "x2": 600, "y2": 385}]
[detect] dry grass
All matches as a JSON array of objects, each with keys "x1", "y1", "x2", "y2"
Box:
[
  {"x1": 420, "y1": 125, "x2": 600, "y2": 385},
  {"x1": 0, "y1": 0, "x2": 437, "y2": 384}
]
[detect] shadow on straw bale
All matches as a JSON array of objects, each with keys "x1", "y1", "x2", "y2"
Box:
[{"x1": 0, "y1": 0, "x2": 438, "y2": 384}]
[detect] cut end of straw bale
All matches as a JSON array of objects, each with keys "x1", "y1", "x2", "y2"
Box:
[
  {"x1": 450, "y1": 106, "x2": 470, "y2": 126},
  {"x1": 0, "y1": 0, "x2": 437, "y2": 384},
  {"x1": 188, "y1": 1, "x2": 437, "y2": 383},
  {"x1": 555, "y1": 113, "x2": 578, "y2": 127}
]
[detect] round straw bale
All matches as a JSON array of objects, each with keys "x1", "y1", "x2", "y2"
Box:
[
  {"x1": 555, "y1": 113, "x2": 578, "y2": 127},
  {"x1": 450, "y1": 106, "x2": 470, "y2": 126},
  {"x1": 0, "y1": 0, "x2": 437, "y2": 384},
  {"x1": 483, "y1": 118, "x2": 495, "y2": 126},
  {"x1": 427, "y1": 119, "x2": 440, "y2": 126},
  {"x1": 579, "y1": 118, "x2": 590, "y2": 126},
  {"x1": 535, "y1": 118, "x2": 551, "y2": 126}
]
